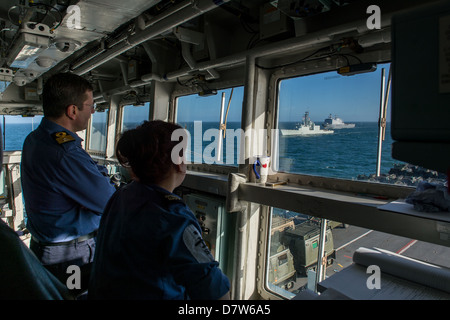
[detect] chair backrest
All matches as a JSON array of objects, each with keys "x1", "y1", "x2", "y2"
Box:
[{"x1": 0, "y1": 220, "x2": 73, "y2": 300}]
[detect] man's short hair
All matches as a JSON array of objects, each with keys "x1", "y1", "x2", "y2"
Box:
[{"x1": 42, "y1": 73, "x2": 93, "y2": 118}]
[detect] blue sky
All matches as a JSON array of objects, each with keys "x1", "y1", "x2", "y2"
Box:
[
  {"x1": 278, "y1": 63, "x2": 391, "y2": 123},
  {"x1": 177, "y1": 87, "x2": 244, "y2": 123}
]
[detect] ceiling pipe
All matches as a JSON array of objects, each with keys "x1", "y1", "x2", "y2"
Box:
[
  {"x1": 119, "y1": 60, "x2": 129, "y2": 86},
  {"x1": 70, "y1": 47, "x2": 106, "y2": 71},
  {"x1": 140, "y1": 73, "x2": 164, "y2": 82},
  {"x1": 141, "y1": 41, "x2": 161, "y2": 77},
  {"x1": 73, "y1": 0, "x2": 230, "y2": 76},
  {"x1": 95, "y1": 80, "x2": 105, "y2": 100},
  {"x1": 129, "y1": 79, "x2": 152, "y2": 88},
  {"x1": 141, "y1": 42, "x2": 158, "y2": 67},
  {"x1": 69, "y1": 29, "x2": 131, "y2": 71},
  {"x1": 181, "y1": 40, "x2": 220, "y2": 80},
  {"x1": 181, "y1": 42, "x2": 197, "y2": 70},
  {"x1": 139, "y1": 0, "x2": 193, "y2": 29},
  {"x1": 93, "y1": 84, "x2": 135, "y2": 102}
]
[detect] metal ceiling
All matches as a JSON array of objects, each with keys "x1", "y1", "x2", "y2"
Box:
[
  {"x1": 2, "y1": 0, "x2": 356, "y2": 88},
  {"x1": 0, "y1": 0, "x2": 162, "y2": 86}
]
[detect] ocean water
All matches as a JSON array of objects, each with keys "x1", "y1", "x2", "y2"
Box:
[
  {"x1": 178, "y1": 121, "x2": 401, "y2": 180},
  {"x1": 277, "y1": 121, "x2": 399, "y2": 179},
  {"x1": 2, "y1": 122, "x2": 39, "y2": 151},
  {"x1": 4, "y1": 120, "x2": 401, "y2": 181}
]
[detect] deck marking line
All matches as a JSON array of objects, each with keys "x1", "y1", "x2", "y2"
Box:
[
  {"x1": 396, "y1": 239, "x2": 417, "y2": 255},
  {"x1": 336, "y1": 230, "x2": 373, "y2": 252}
]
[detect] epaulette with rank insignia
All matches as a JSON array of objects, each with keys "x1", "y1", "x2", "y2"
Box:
[
  {"x1": 52, "y1": 132, "x2": 75, "y2": 144},
  {"x1": 165, "y1": 194, "x2": 182, "y2": 202}
]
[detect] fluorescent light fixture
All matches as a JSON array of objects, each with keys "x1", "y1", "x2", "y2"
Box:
[{"x1": 7, "y1": 32, "x2": 51, "y2": 69}]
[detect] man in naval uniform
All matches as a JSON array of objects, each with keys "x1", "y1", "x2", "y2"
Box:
[{"x1": 21, "y1": 73, "x2": 116, "y2": 297}]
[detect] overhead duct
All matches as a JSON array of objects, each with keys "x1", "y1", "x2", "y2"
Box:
[
  {"x1": 72, "y1": 0, "x2": 230, "y2": 76},
  {"x1": 177, "y1": 28, "x2": 220, "y2": 81}
]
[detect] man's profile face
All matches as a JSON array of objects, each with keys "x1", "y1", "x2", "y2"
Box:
[{"x1": 74, "y1": 90, "x2": 95, "y2": 132}]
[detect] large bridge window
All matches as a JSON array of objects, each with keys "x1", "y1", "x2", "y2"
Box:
[
  {"x1": 277, "y1": 64, "x2": 394, "y2": 179},
  {"x1": 277, "y1": 63, "x2": 449, "y2": 188},
  {"x1": 276, "y1": 63, "x2": 447, "y2": 186},
  {"x1": 176, "y1": 87, "x2": 243, "y2": 166},
  {"x1": 277, "y1": 64, "x2": 398, "y2": 180}
]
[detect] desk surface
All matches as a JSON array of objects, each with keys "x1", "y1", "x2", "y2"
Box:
[{"x1": 317, "y1": 263, "x2": 450, "y2": 300}]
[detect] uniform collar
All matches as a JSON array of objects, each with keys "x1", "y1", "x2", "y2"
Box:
[
  {"x1": 40, "y1": 117, "x2": 83, "y2": 144},
  {"x1": 142, "y1": 182, "x2": 182, "y2": 199}
]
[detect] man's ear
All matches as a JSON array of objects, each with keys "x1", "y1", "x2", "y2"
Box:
[{"x1": 66, "y1": 104, "x2": 77, "y2": 120}]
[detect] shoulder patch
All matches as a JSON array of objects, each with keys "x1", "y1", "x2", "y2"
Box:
[
  {"x1": 182, "y1": 224, "x2": 215, "y2": 263},
  {"x1": 52, "y1": 132, "x2": 75, "y2": 144}
]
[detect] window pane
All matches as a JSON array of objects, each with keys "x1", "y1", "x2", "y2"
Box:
[
  {"x1": 267, "y1": 208, "x2": 333, "y2": 298},
  {"x1": 277, "y1": 63, "x2": 398, "y2": 179},
  {"x1": 266, "y1": 207, "x2": 450, "y2": 299},
  {"x1": 121, "y1": 103, "x2": 150, "y2": 132},
  {"x1": 176, "y1": 87, "x2": 243, "y2": 166},
  {"x1": 1, "y1": 115, "x2": 43, "y2": 151},
  {"x1": 276, "y1": 63, "x2": 446, "y2": 187},
  {"x1": 89, "y1": 110, "x2": 109, "y2": 152},
  {"x1": 0, "y1": 170, "x2": 6, "y2": 199}
]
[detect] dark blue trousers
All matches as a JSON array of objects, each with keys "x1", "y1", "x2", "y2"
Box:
[{"x1": 30, "y1": 237, "x2": 96, "y2": 297}]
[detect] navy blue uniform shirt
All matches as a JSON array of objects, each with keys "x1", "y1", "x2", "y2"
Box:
[
  {"x1": 21, "y1": 117, "x2": 116, "y2": 243},
  {"x1": 89, "y1": 181, "x2": 230, "y2": 300}
]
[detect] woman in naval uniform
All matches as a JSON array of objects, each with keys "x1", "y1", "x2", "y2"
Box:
[{"x1": 88, "y1": 120, "x2": 230, "y2": 300}]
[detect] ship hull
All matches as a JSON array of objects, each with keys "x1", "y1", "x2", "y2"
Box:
[
  {"x1": 280, "y1": 128, "x2": 334, "y2": 136},
  {"x1": 323, "y1": 123, "x2": 355, "y2": 129}
]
